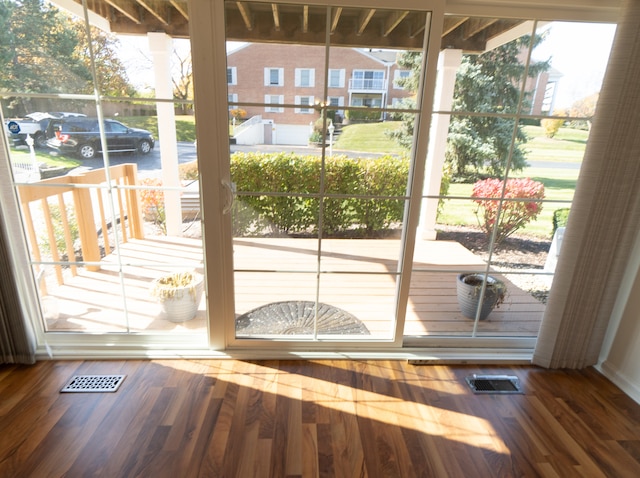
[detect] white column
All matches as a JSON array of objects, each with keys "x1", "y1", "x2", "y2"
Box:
[
  {"x1": 148, "y1": 32, "x2": 181, "y2": 237},
  {"x1": 419, "y1": 49, "x2": 463, "y2": 240}
]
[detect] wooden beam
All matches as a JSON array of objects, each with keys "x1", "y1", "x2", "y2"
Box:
[
  {"x1": 463, "y1": 17, "x2": 498, "y2": 40},
  {"x1": 409, "y1": 12, "x2": 427, "y2": 39},
  {"x1": 271, "y1": 3, "x2": 280, "y2": 32},
  {"x1": 170, "y1": 0, "x2": 188, "y2": 21},
  {"x1": 136, "y1": 0, "x2": 170, "y2": 26},
  {"x1": 383, "y1": 10, "x2": 409, "y2": 37},
  {"x1": 442, "y1": 16, "x2": 468, "y2": 36},
  {"x1": 105, "y1": 0, "x2": 141, "y2": 24},
  {"x1": 302, "y1": 5, "x2": 308, "y2": 33},
  {"x1": 236, "y1": 1, "x2": 254, "y2": 31},
  {"x1": 357, "y1": 9, "x2": 375, "y2": 36},
  {"x1": 330, "y1": 7, "x2": 342, "y2": 34}
]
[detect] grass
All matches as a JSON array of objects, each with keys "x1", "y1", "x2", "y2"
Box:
[
  {"x1": 9, "y1": 147, "x2": 81, "y2": 169},
  {"x1": 437, "y1": 124, "x2": 585, "y2": 238},
  {"x1": 333, "y1": 121, "x2": 404, "y2": 154}
]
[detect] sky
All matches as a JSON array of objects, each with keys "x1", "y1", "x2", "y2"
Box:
[
  {"x1": 533, "y1": 22, "x2": 617, "y2": 108},
  {"x1": 117, "y1": 21, "x2": 617, "y2": 109}
]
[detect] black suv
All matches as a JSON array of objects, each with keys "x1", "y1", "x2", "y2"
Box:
[{"x1": 46, "y1": 117, "x2": 155, "y2": 159}]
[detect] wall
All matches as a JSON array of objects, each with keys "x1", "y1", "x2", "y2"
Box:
[{"x1": 599, "y1": 237, "x2": 640, "y2": 404}]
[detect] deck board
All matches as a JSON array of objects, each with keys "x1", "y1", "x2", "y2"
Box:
[{"x1": 42, "y1": 236, "x2": 545, "y2": 337}]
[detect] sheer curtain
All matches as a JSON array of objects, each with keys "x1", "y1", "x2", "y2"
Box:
[
  {"x1": 533, "y1": 0, "x2": 640, "y2": 368},
  {"x1": 0, "y1": 144, "x2": 37, "y2": 364}
]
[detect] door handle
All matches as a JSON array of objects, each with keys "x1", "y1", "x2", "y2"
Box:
[{"x1": 221, "y1": 179, "x2": 235, "y2": 214}]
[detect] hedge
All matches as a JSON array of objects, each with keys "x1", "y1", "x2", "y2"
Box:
[{"x1": 229, "y1": 152, "x2": 409, "y2": 236}]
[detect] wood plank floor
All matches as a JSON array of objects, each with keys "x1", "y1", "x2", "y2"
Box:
[
  {"x1": 1, "y1": 360, "x2": 639, "y2": 477},
  {"x1": 42, "y1": 237, "x2": 545, "y2": 337}
]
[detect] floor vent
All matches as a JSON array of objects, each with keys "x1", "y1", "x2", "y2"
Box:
[
  {"x1": 61, "y1": 375, "x2": 126, "y2": 393},
  {"x1": 466, "y1": 374, "x2": 523, "y2": 394}
]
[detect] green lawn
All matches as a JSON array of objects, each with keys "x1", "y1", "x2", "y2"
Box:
[
  {"x1": 438, "y1": 125, "x2": 586, "y2": 238},
  {"x1": 333, "y1": 121, "x2": 404, "y2": 154}
]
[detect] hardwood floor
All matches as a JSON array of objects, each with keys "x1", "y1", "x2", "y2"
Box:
[{"x1": 1, "y1": 360, "x2": 639, "y2": 477}]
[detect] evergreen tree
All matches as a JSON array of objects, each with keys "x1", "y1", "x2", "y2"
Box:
[{"x1": 390, "y1": 36, "x2": 549, "y2": 179}]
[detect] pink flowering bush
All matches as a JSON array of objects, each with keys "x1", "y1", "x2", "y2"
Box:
[{"x1": 472, "y1": 177, "x2": 545, "y2": 245}]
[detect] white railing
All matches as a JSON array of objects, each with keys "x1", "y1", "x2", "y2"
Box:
[
  {"x1": 348, "y1": 78, "x2": 388, "y2": 91},
  {"x1": 233, "y1": 115, "x2": 262, "y2": 137}
]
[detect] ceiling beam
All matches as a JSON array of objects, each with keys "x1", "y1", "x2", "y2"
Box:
[
  {"x1": 357, "y1": 9, "x2": 375, "y2": 36},
  {"x1": 330, "y1": 7, "x2": 342, "y2": 33},
  {"x1": 170, "y1": 0, "x2": 188, "y2": 21},
  {"x1": 136, "y1": 0, "x2": 170, "y2": 25},
  {"x1": 271, "y1": 3, "x2": 281, "y2": 31},
  {"x1": 383, "y1": 10, "x2": 409, "y2": 37},
  {"x1": 302, "y1": 5, "x2": 309, "y2": 33},
  {"x1": 463, "y1": 17, "x2": 498, "y2": 40},
  {"x1": 442, "y1": 16, "x2": 468, "y2": 36},
  {"x1": 105, "y1": 0, "x2": 141, "y2": 24},
  {"x1": 236, "y1": 1, "x2": 254, "y2": 31},
  {"x1": 408, "y1": 12, "x2": 427, "y2": 39}
]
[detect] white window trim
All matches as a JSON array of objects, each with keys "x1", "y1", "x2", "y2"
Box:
[
  {"x1": 265, "y1": 94, "x2": 285, "y2": 113},
  {"x1": 295, "y1": 68, "x2": 315, "y2": 87},
  {"x1": 393, "y1": 70, "x2": 410, "y2": 89},
  {"x1": 227, "y1": 66, "x2": 237, "y2": 85},
  {"x1": 329, "y1": 69, "x2": 346, "y2": 88},
  {"x1": 264, "y1": 67, "x2": 284, "y2": 86},
  {"x1": 295, "y1": 95, "x2": 315, "y2": 113}
]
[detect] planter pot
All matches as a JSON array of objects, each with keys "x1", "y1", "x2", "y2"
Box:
[
  {"x1": 151, "y1": 272, "x2": 204, "y2": 322},
  {"x1": 456, "y1": 273, "x2": 506, "y2": 320}
]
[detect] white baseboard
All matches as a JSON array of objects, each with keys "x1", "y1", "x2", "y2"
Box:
[{"x1": 597, "y1": 360, "x2": 640, "y2": 405}]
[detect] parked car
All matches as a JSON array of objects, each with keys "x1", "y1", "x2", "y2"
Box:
[
  {"x1": 46, "y1": 117, "x2": 155, "y2": 159},
  {"x1": 4, "y1": 112, "x2": 85, "y2": 148}
]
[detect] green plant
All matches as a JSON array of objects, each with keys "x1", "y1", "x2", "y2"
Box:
[
  {"x1": 345, "y1": 109, "x2": 381, "y2": 123},
  {"x1": 553, "y1": 207, "x2": 570, "y2": 234},
  {"x1": 229, "y1": 152, "x2": 409, "y2": 236},
  {"x1": 541, "y1": 118, "x2": 565, "y2": 138},
  {"x1": 472, "y1": 177, "x2": 545, "y2": 245}
]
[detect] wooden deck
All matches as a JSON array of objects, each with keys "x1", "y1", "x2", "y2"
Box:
[{"x1": 41, "y1": 236, "x2": 545, "y2": 338}]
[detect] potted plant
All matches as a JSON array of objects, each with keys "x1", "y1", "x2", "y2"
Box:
[
  {"x1": 150, "y1": 271, "x2": 204, "y2": 322},
  {"x1": 456, "y1": 273, "x2": 507, "y2": 320}
]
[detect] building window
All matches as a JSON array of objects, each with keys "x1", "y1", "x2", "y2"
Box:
[
  {"x1": 264, "y1": 68, "x2": 284, "y2": 86},
  {"x1": 265, "y1": 95, "x2": 284, "y2": 113},
  {"x1": 227, "y1": 67, "x2": 237, "y2": 85},
  {"x1": 328, "y1": 69, "x2": 345, "y2": 88},
  {"x1": 393, "y1": 70, "x2": 410, "y2": 89},
  {"x1": 295, "y1": 96, "x2": 314, "y2": 113},
  {"x1": 351, "y1": 70, "x2": 385, "y2": 90},
  {"x1": 295, "y1": 68, "x2": 315, "y2": 87},
  {"x1": 228, "y1": 93, "x2": 238, "y2": 109}
]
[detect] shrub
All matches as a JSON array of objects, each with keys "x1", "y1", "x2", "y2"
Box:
[
  {"x1": 541, "y1": 118, "x2": 564, "y2": 138},
  {"x1": 472, "y1": 177, "x2": 545, "y2": 245},
  {"x1": 139, "y1": 177, "x2": 166, "y2": 234},
  {"x1": 179, "y1": 161, "x2": 199, "y2": 180},
  {"x1": 229, "y1": 152, "x2": 409, "y2": 236},
  {"x1": 345, "y1": 109, "x2": 381, "y2": 123},
  {"x1": 553, "y1": 207, "x2": 570, "y2": 234},
  {"x1": 229, "y1": 108, "x2": 247, "y2": 120}
]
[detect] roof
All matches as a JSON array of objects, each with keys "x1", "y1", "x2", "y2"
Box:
[{"x1": 61, "y1": 1, "x2": 531, "y2": 54}]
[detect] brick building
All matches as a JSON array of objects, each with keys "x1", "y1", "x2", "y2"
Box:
[{"x1": 226, "y1": 43, "x2": 412, "y2": 145}]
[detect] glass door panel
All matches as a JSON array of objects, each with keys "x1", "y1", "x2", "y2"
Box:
[
  {"x1": 224, "y1": 1, "x2": 431, "y2": 343},
  {"x1": 406, "y1": 17, "x2": 615, "y2": 341},
  {"x1": 2, "y1": 0, "x2": 206, "y2": 339}
]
